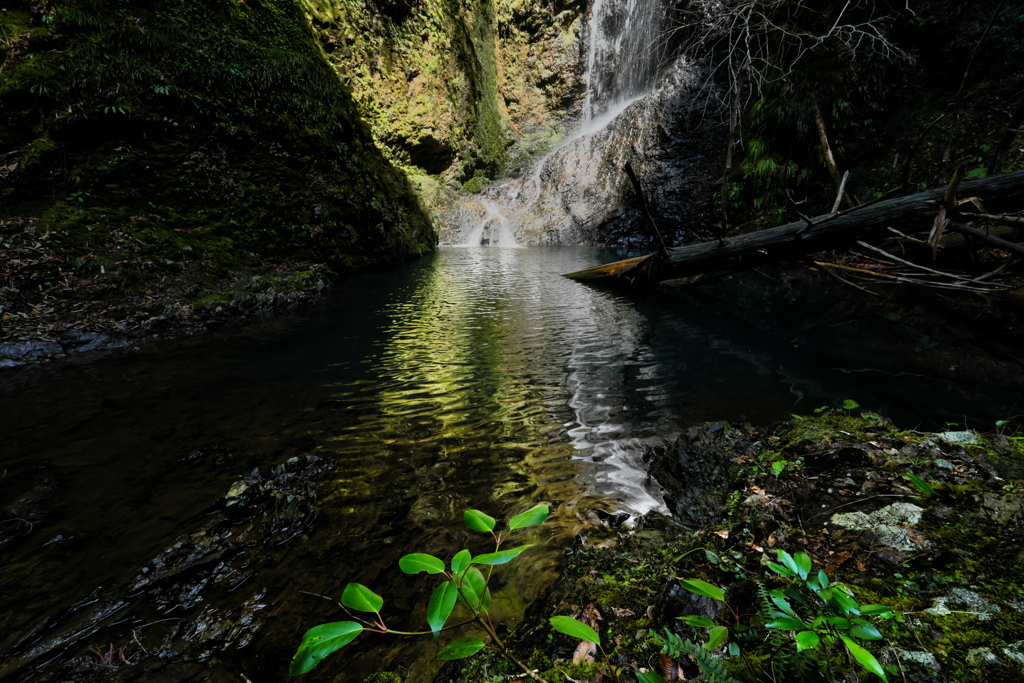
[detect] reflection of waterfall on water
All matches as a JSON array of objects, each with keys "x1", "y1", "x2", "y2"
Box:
[{"x1": 457, "y1": 198, "x2": 521, "y2": 247}]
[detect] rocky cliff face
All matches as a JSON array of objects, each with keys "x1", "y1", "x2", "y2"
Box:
[
  {"x1": 1, "y1": 0, "x2": 437, "y2": 356},
  {"x1": 306, "y1": 0, "x2": 588, "y2": 190}
]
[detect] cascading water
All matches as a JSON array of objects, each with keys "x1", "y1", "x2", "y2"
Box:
[
  {"x1": 457, "y1": 198, "x2": 521, "y2": 248},
  {"x1": 583, "y1": 0, "x2": 670, "y2": 124},
  {"x1": 444, "y1": 0, "x2": 714, "y2": 248}
]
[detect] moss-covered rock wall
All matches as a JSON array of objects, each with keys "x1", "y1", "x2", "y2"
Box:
[
  {"x1": 1, "y1": 0, "x2": 437, "y2": 352},
  {"x1": 304, "y1": 0, "x2": 586, "y2": 190}
]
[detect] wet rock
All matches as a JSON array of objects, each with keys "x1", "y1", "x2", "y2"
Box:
[
  {"x1": 656, "y1": 579, "x2": 719, "y2": 625},
  {"x1": 132, "y1": 455, "x2": 333, "y2": 593},
  {"x1": 595, "y1": 508, "x2": 631, "y2": 529},
  {"x1": 0, "y1": 339, "x2": 64, "y2": 367},
  {"x1": 979, "y1": 492, "x2": 1024, "y2": 525},
  {"x1": 925, "y1": 588, "x2": 1001, "y2": 621},
  {"x1": 893, "y1": 648, "x2": 941, "y2": 671},
  {"x1": 933, "y1": 431, "x2": 980, "y2": 446},
  {"x1": 1003, "y1": 641, "x2": 1024, "y2": 670},
  {"x1": 830, "y1": 502, "x2": 927, "y2": 552},
  {"x1": 967, "y1": 647, "x2": 1000, "y2": 665},
  {"x1": 648, "y1": 423, "x2": 741, "y2": 528},
  {"x1": 2, "y1": 456, "x2": 334, "y2": 682}
]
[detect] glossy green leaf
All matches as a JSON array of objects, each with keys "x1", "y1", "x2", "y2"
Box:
[
  {"x1": 794, "y1": 552, "x2": 812, "y2": 580},
  {"x1": 289, "y1": 621, "x2": 363, "y2": 675},
  {"x1": 829, "y1": 589, "x2": 860, "y2": 615},
  {"x1": 464, "y1": 509, "x2": 496, "y2": 532},
  {"x1": 768, "y1": 561, "x2": 794, "y2": 577},
  {"x1": 679, "y1": 578, "x2": 725, "y2": 602},
  {"x1": 840, "y1": 635, "x2": 887, "y2": 681},
  {"x1": 705, "y1": 625, "x2": 728, "y2": 651},
  {"x1": 508, "y1": 504, "x2": 549, "y2": 530},
  {"x1": 473, "y1": 544, "x2": 533, "y2": 565},
  {"x1": 636, "y1": 671, "x2": 667, "y2": 683},
  {"x1": 458, "y1": 567, "x2": 487, "y2": 611},
  {"x1": 437, "y1": 636, "x2": 486, "y2": 660},
  {"x1": 850, "y1": 622, "x2": 883, "y2": 640},
  {"x1": 728, "y1": 642, "x2": 740, "y2": 656},
  {"x1": 426, "y1": 581, "x2": 459, "y2": 638},
  {"x1": 678, "y1": 615, "x2": 715, "y2": 628},
  {"x1": 341, "y1": 583, "x2": 383, "y2": 613},
  {"x1": 550, "y1": 616, "x2": 600, "y2": 645},
  {"x1": 770, "y1": 594, "x2": 797, "y2": 618},
  {"x1": 842, "y1": 399, "x2": 860, "y2": 411},
  {"x1": 451, "y1": 549, "x2": 471, "y2": 575},
  {"x1": 766, "y1": 617, "x2": 806, "y2": 631},
  {"x1": 817, "y1": 570, "x2": 829, "y2": 591},
  {"x1": 399, "y1": 553, "x2": 445, "y2": 575},
  {"x1": 814, "y1": 615, "x2": 851, "y2": 629},
  {"x1": 795, "y1": 630, "x2": 820, "y2": 652},
  {"x1": 778, "y1": 550, "x2": 800, "y2": 577},
  {"x1": 904, "y1": 472, "x2": 935, "y2": 496},
  {"x1": 860, "y1": 604, "x2": 895, "y2": 618}
]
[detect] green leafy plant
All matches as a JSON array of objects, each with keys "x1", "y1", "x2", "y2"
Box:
[
  {"x1": 666, "y1": 550, "x2": 900, "y2": 682},
  {"x1": 290, "y1": 504, "x2": 549, "y2": 677},
  {"x1": 549, "y1": 614, "x2": 624, "y2": 682}
]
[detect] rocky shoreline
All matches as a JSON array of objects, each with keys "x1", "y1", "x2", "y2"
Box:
[
  {"x1": 3, "y1": 408, "x2": 1022, "y2": 682},
  {"x1": 1, "y1": 213, "x2": 340, "y2": 369},
  {"x1": 439, "y1": 411, "x2": 1024, "y2": 683}
]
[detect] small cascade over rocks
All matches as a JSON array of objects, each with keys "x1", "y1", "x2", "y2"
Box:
[
  {"x1": 455, "y1": 198, "x2": 521, "y2": 248},
  {"x1": 443, "y1": 0, "x2": 724, "y2": 248}
]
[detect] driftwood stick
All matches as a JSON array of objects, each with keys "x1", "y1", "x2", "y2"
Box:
[
  {"x1": 946, "y1": 221, "x2": 1024, "y2": 258},
  {"x1": 624, "y1": 161, "x2": 668, "y2": 257},
  {"x1": 854, "y1": 240, "x2": 999, "y2": 285},
  {"x1": 960, "y1": 211, "x2": 1024, "y2": 225},
  {"x1": 814, "y1": 261, "x2": 886, "y2": 297},
  {"x1": 831, "y1": 171, "x2": 850, "y2": 214}
]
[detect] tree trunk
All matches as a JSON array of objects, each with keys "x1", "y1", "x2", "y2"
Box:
[
  {"x1": 812, "y1": 95, "x2": 853, "y2": 208},
  {"x1": 565, "y1": 170, "x2": 1024, "y2": 285},
  {"x1": 661, "y1": 170, "x2": 1024, "y2": 280}
]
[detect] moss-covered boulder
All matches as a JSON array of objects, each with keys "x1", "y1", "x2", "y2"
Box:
[{"x1": 1, "y1": 0, "x2": 436, "y2": 355}]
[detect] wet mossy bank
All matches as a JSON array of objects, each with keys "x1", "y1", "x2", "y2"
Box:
[
  {"x1": 433, "y1": 412, "x2": 1024, "y2": 683},
  {"x1": 1, "y1": 0, "x2": 436, "y2": 366}
]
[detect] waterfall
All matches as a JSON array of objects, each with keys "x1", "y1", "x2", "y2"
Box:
[
  {"x1": 583, "y1": 0, "x2": 669, "y2": 124},
  {"x1": 447, "y1": 0, "x2": 700, "y2": 247},
  {"x1": 456, "y1": 198, "x2": 521, "y2": 248}
]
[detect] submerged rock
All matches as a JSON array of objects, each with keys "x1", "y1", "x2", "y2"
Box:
[{"x1": 0, "y1": 455, "x2": 334, "y2": 682}]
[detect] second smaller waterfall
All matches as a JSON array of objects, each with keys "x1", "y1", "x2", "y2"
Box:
[{"x1": 457, "y1": 199, "x2": 521, "y2": 247}]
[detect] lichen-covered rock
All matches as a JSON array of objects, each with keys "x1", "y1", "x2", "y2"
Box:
[{"x1": 830, "y1": 502, "x2": 928, "y2": 551}]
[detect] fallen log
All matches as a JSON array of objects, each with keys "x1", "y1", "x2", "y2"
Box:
[{"x1": 565, "y1": 169, "x2": 1024, "y2": 285}]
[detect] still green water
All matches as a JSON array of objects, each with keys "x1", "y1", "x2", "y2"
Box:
[{"x1": 1, "y1": 247, "x2": 1020, "y2": 681}]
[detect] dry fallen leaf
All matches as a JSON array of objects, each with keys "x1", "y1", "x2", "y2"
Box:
[
  {"x1": 572, "y1": 639, "x2": 597, "y2": 665},
  {"x1": 660, "y1": 653, "x2": 682, "y2": 681},
  {"x1": 714, "y1": 530, "x2": 729, "y2": 539}
]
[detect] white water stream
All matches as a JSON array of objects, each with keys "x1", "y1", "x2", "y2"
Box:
[{"x1": 447, "y1": 0, "x2": 689, "y2": 247}]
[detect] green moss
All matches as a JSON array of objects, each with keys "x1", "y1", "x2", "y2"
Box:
[
  {"x1": 1, "y1": 0, "x2": 436, "y2": 321},
  {"x1": 361, "y1": 673, "x2": 402, "y2": 683}
]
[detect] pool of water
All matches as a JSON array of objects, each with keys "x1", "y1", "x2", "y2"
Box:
[{"x1": 1, "y1": 246, "x2": 1021, "y2": 681}]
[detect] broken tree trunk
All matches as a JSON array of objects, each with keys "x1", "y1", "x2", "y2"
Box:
[{"x1": 565, "y1": 169, "x2": 1024, "y2": 286}]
